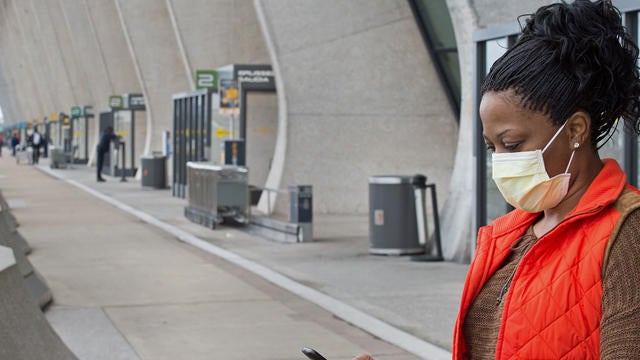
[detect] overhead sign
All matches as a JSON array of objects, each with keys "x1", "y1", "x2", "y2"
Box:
[
  {"x1": 84, "y1": 106, "x2": 94, "y2": 117},
  {"x1": 195, "y1": 70, "x2": 218, "y2": 90},
  {"x1": 234, "y1": 65, "x2": 275, "y2": 90},
  {"x1": 125, "y1": 93, "x2": 145, "y2": 110},
  {"x1": 49, "y1": 112, "x2": 59, "y2": 122},
  {"x1": 71, "y1": 106, "x2": 82, "y2": 118},
  {"x1": 109, "y1": 95, "x2": 124, "y2": 109}
]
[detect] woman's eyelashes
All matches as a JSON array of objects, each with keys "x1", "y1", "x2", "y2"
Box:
[
  {"x1": 504, "y1": 143, "x2": 520, "y2": 152},
  {"x1": 485, "y1": 143, "x2": 520, "y2": 153}
]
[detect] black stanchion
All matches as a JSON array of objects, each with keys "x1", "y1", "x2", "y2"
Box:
[
  {"x1": 119, "y1": 142, "x2": 127, "y2": 182},
  {"x1": 410, "y1": 175, "x2": 443, "y2": 262}
]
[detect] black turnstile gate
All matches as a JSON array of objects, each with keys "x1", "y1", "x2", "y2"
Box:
[{"x1": 172, "y1": 88, "x2": 214, "y2": 198}]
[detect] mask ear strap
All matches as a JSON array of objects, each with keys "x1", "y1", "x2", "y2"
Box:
[
  {"x1": 564, "y1": 150, "x2": 576, "y2": 174},
  {"x1": 542, "y1": 121, "x2": 568, "y2": 153}
]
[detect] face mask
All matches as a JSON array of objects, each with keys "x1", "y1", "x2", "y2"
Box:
[{"x1": 492, "y1": 121, "x2": 576, "y2": 213}]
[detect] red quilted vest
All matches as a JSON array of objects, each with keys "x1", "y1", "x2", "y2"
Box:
[{"x1": 453, "y1": 159, "x2": 639, "y2": 359}]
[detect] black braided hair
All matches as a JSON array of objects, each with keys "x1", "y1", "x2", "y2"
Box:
[{"x1": 482, "y1": 0, "x2": 640, "y2": 148}]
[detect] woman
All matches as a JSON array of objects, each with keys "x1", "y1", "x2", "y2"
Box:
[
  {"x1": 458, "y1": 0, "x2": 640, "y2": 358},
  {"x1": 355, "y1": 1, "x2": 640, "y2": 359}
]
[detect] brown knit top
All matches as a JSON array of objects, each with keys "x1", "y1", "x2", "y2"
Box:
[{"x1": 462, "y1": 209, "x2": 640, "y2": 359}]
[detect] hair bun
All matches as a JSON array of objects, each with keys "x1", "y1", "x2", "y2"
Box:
[
  {"x1": 521, "y1": 0, "x2": 627, "y2": 80},
  {"x1": 482, "y1": 0, "x2": 640, "y2": 148}
]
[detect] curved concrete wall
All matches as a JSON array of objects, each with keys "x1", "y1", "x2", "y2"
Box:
[
  {"x1": 0, "y1": 67, "x2": 20, "y2": 126},
  {"x1": 169, "y1": 0, "x2": 270, "y2": 72},
  {"x1": 38, "y1": 0, "x2": 82, "y2": 109},
  {"x1": 85, "y1": 0, "x2": 142, "y2": 165},
  {"x1": 13, "y1": 1, "x2": 55, "y2": 117},
  {"x1": 256, "y1": 0, "x2": 458, "y2": 214},
  {"x1": 115, "y1": 0, "x2": 188, "y2": 164},
  {"x1": 154, "y1": 0, "x2": 272, "y2": 178},
  {"x1": 0, "y1": 1, "x2": 45, "y2": 121},
  {"x1": 57, "y1": 0, "x2": 114, "y2": 160}
]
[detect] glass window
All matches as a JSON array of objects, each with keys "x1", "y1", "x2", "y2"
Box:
[
  {"x1": 413, "y1": 0, "x2": 461, "y2": 115},
  {"x1": 598, "y1": 119, "x2": 624, "y2": 164},
  {"x1": 483, "y1": 38, "x2": 510, "y2": 223},
  {"x1": 485, "y1": 38, "x2": 509, "y2": 74}
]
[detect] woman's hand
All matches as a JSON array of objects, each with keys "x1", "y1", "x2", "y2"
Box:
[{"x1": 352, "y1": 354, "x2": 374, "y2": 360}]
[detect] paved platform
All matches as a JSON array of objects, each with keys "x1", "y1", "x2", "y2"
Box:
[{"x1": 0, "y1": 155, "x2": 469, "y2": 359}]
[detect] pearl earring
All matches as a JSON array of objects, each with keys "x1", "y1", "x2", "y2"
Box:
[{"x1": 574, "y1": 142, "x2": 580, "y2": 148}]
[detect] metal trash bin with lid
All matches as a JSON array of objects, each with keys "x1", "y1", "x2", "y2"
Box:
[
  {"x1": 141, "y1": 153, "x2": 167, "y2": 189},
  {"x1": 368, "y1": 175, "x2": 425, "y2": 255}
]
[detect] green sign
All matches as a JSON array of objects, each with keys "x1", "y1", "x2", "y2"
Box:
[
  {"x1": 109, "y1": 95, "x2": 124, "y2": 109},
  {"x1": 195, "y1": 70, "x2": 218, "y2": 90},
  {"x1": 70, "y1": 106, "x2": 82, "y2": 118}
]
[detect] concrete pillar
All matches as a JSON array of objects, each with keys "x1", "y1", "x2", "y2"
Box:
[
  {"x1": 440, "y1": 0, "x2": 480, "y2": 263},
  {"x1": 443, "y1": 0, "x2": 552, "y2": 262},
  {"x1": 83, "y1": 0, "x2": 141, "y2": 166},
  {"x1": 255, "y1": 0, "x2": 458, "y2": 215},
  {"x1": 114, "y1": 0, "x2": 189, "y2": 170}
]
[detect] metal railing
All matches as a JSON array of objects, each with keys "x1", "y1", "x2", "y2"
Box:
[{"x1": 251, "y1": 186, "x2": 287, "y2": 214}]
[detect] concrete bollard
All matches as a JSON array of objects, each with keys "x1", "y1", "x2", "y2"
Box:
[
  {"x1": 0, "y1": 193, "x2": 52, "y2": 309},
  {"x1": 0, "y1": 246, "x2": 76, "y2": 359},
  {"x1": 0, "y1": 191, "x2": 30, "y2": 255}
]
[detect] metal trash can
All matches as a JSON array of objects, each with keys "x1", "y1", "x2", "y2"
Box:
[
  {"x1": 49, "y1": 147, "x2": 67, "y2": 169},
  {"x1": 368, "y1": 175, "x2": 425, "y2": 255},
  {"x1": 141, "y1": 154, "x2": 167, "y2": 189}
]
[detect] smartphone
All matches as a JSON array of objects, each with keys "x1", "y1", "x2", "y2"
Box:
[{"x1": 301, "y1": 347, "x2": 328, "y2": 360}]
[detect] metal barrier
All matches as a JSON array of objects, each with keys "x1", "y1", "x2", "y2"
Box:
[
  {"x1": 248, "y1": 185, "x2": 314, "y2": 243},
  {"x1": 251, "y1": 186, "x2": 287, "y2": 214},
  {"x1": 184, "y1": 162, "x2": 249, "y2": 228}
]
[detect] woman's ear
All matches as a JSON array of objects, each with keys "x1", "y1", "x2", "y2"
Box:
[{"x1": 566, "y1": 111, "x2": 591, "y2": 148}]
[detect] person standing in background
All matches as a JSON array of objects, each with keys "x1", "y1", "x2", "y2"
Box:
[
  {"x1": 96, "y1": 126, "x2": 118, "y2": 182},
  {"x1": 29, "y1": 127, "x2": 41, "y2": 164},
  {"x1": 10, "y1": 132, "x2": 19, "y2": 156}
]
